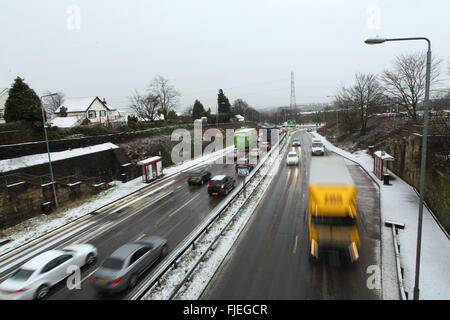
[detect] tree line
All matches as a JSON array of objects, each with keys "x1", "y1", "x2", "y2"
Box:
[{"x1": 333, "y1": 51, "x2": 447, "y2": 134}]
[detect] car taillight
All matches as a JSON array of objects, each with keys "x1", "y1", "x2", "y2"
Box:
[
  {"x1": 197, "y1": 176, "x2": 201, "y2": 179},
  {"x1": 207, "y1": 184, "x2": 210, "y2": 188},
  {"x1": 12, "y1": 288, "x2": 27, "y2": 294},
  {"x1": 90, "y1": 273, "x2": 96, "y2": 281},
  {"x1": 111, "y1": 276, "x2": 122, "y2": 285},
  {"x1": 221, "y1": 184, "x2": 225, "y2": 189}
]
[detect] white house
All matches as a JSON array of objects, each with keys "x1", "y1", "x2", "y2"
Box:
[
  {"x1": 53, "y1": 96, "x2": 120, "y2": 127},
  {"x1": 0, "y1": 88, "x2": 9, "y2": 124}
]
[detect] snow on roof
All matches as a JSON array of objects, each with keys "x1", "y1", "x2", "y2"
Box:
[
  {"x1": 374, "y1": 151, "x2": 394, "y2": 160},
  {"x1": 0, "y1": 143, "x2": 119, "y2": 173},
  {"x1": 56, "y1": 97, "x2": 103, "y2": 113},
  {"x1": 49, "y1": 116, "x2": 81, "y2": 128},
  {"x1": 0, "y1": 88, "x2": 8, "y2": 97},
  {"x1": 137, "y1": 156, "x2": 161, "y2": 165}
]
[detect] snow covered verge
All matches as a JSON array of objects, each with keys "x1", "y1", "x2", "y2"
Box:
[
  {"x1": 0, "y1": 145, "x2": 233, "y2": 255},
  {"x1": 311, "y1": 131, "x2": 450, "y2": 300},
  {"x1": 141, "y1": 133, "x2": 289, "y2": 300}
]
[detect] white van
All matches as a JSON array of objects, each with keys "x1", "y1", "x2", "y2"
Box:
[{"x1": 311, "y1": 139, "x2": 325, "y2": 156}]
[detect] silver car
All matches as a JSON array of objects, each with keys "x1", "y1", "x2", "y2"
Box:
[{"x1": 91, "y1": 236, "x2": 168, "y2": 293}]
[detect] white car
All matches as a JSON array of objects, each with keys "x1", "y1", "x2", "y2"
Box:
[
  {"x1": 0, "y1": 243, "x2": 97, "y2": 300},
  {"x1": 286, "y1": 151, "x2": 299, "y2": 166},
  {"x1": 292, "y1": 138, "x2": 301, "y2": 147}
]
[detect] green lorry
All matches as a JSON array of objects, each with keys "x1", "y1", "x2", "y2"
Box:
[{"x1": 234, "y1": 128, "x2": 257, "y2": 152}]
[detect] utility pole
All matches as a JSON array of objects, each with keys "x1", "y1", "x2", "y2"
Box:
[{"x1": 290, "y1": 71, "x2": 297, "y2": 121}]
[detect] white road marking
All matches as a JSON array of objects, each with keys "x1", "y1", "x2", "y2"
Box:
[
  {"x1": 293, "y1": 235, "x2": 299, "y2": 254},
  {"x1": 168, "y1": 193, "x2": 201, "y2": 218}
]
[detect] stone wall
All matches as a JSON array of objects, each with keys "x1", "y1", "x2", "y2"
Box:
[
  {"x1": 0, "y1": 179, "x2": 109, "y2": 229},
  {"x1": 381, "y1": 134, "x2": 450, "y2": 233}
]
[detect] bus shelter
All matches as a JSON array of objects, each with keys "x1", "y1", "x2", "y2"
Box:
[
  {"x1": 373, "y1": 151, "x2": 394, "y2": 181},
  {"x1": 137, "y1": 156, "x2": 163, "y2": 183}
]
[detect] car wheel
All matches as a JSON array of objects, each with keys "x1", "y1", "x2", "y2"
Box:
[
  {"x1": 35, "y1": 284, "x2": 50, "y2": 300},
  {"x1": 85, "y1": 252, "x2": 96, "y2": 266},
  {"x1": 161, "y1": 244, "x2": 168, "y2": 257},
  {"x1": 128, "y1": 274, "x2": 138, "y2": 289}
]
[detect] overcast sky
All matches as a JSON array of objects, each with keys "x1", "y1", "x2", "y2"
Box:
[{"x1": 1, "y1": 0, "x2": 449, "y2": 113}]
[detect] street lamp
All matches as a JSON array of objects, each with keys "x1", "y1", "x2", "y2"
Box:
[
  {"x1": 40, "y1": 93, "x2": 59, "y2": 208},
  {"x1": 365, "y1": 36, "x2": 432, "y2": 300}
]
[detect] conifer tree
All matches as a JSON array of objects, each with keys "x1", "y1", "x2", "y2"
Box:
[{"x1": 4, "y1": 77, "x2": 43, "y2": 124}]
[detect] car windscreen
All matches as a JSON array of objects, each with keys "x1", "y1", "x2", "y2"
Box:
[
  {"x1": 288, "y1": 153, "x2": 297, "y2": 157},
  {"x1": 312, "y1": 143, "x2": 323, "y2": 148},
  {"x1": 102, "y1": 258, "x2": 124, "y2": 270},
  {"x1": 10, "y1": 268, "x2": 34, "y2": 281}
]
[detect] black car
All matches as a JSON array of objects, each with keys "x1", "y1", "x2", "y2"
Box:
[
  {"x1": 207, "y1": 175, "x2": 235, "y2": 196},
  {"x1": 187, "y1": 169, "x2": 211, "y2": 185}
]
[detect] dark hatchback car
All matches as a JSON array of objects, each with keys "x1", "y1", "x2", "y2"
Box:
[
  {"x1": 187, "y1": 169, "x2": 211, "y2": 185},
  {"x1": 207, "y1": 175, "x2": 235, "y2": 196},
  {"x1": 91, "y1": 236, "x2": 168, "y2": 294}
]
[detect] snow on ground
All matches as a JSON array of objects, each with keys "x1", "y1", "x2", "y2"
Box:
[
  {"x1": 0, "y1": 145, "x2": 233, "y2": 255},
  {"x1": 311, "y1": 131, "x2": 450, "y2": 300},
  {"x1": 0, "y1": 143, "x2": 119, "y2": 174}
]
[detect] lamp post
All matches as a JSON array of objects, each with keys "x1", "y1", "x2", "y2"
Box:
[
  {"x1": 365, "y1": 36, "x2": 432, "y2": 300},
  {"x1": 40, "y1": 93, "x2": 59, "y2": 208}
]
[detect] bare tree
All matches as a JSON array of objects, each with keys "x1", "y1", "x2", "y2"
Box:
[
  {"x1": 232, "y1": 99, "x2": 249, "y2": 117},
  {"x1": 148, "y1": 76, "x2": 180, "y2": 119},
  {"x1": 128, "y1": 90, "x2": 160, "y2": 122},
  {"x1": 381, "y1": 51, "x2": 441, "y2": 119},
  {"x1": 42, "y1": 91, "x2": 65, "y2": 114},
  {"x1": 335, "y1": 73, "x2": 383, "y2": 133}
]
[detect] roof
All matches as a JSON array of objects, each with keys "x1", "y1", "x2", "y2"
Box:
[
  {"x1": 0, "y1": 143, "x2": 119, "y2": 173},
  {"x1": 21, "y1": 250, "x2": 65, "y2": 270},
  {"x1": 49, "y1": 116, "x2": 81, "y2": 128},
  {"x1": 309, "y1": 155, "x2": 354, "y2": 184},
  {"x1": 374, "y1": 151, "x2": 394, "y2": 160},
  {"x1": 110, "y1": 243, "x2": 143, "y2": 259},
  {"x1": 0, "y1": 88, "x2": 8, "y2": 97},
  {"x1": 137, "y1": 156, "x2": 161, "y2": 165},
  {"x1": 211, "y1": 175, "x2": 226, "y2": 181},
  {"x1": 55, "y1": 96, "x2": 110, "y2": 113},
  {"x1": 235, "y1": 128, "x2": 256, "y2": 134}
]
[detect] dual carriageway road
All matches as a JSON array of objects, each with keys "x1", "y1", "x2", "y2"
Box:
[{"x1": 0, "y1": 130, "x2": 382, "y2": 300}]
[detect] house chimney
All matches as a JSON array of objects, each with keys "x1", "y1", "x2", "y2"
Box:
[{"x1": 103, "y1": 98, "x2": 107, "y2": 105}]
